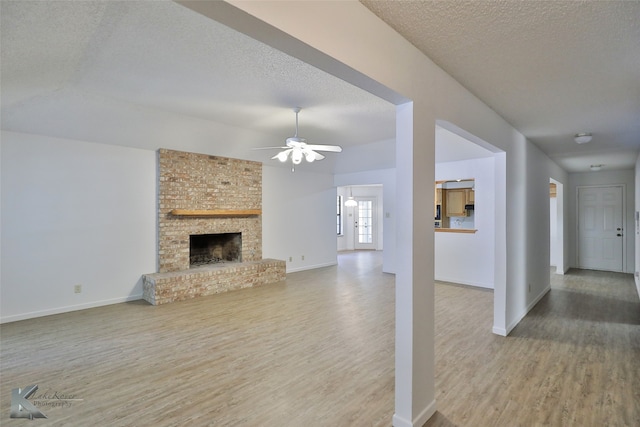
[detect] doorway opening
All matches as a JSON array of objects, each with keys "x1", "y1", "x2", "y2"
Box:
[
  {"x1": 337, "y1": 185, "x2": 383, "y2": 253},
  {"x1": 435, "y1": 120, "x2": 507, "y2": 336},
  {"x1": 549, "y1": 178, "x2": 565, "y2": 274}
]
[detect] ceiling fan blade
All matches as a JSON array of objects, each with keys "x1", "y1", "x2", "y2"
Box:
[
  {"x1": 252, "y1": 146, "x2": 288, "y2": 150},
  {"x1": 305, "y1": 144, "x2": 342, "y2": 153},
  {"x1": 301, "y1": 146, "x2": 325, "y2": 161},
  {"x1": 311, "y1": 151, "x2": 325, "y2": 161},
  {"x1": 271, "y1": 149, "x2": 292, "y2": 160}
]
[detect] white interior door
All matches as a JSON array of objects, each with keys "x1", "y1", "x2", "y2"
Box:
[
  {"x1": 577, "y1": 185, "x2": 624, "y2": 272},
  {"x1": 354, "y1": 197, "x2": 377, "y2": 250}
]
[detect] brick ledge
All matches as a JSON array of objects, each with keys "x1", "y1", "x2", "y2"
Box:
[{"x1": 142, "y1": 259, "x2": 285, "y2": 305}]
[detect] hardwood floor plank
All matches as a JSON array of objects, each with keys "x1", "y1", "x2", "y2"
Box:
[
  {"x1": 1, "y1": 255, "x2": 638, "y2": 426},
  {"x1": 427, "y1": 268, "x2": 640, "y2": 427}
]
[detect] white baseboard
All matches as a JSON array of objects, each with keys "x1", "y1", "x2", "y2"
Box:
[
  {"x1": 527, "y1": 285, "x2": 551, "y2": 312},
  {"x1": 0, "y1": 294, "x2": 144, "y2": 324},
  {"x1": 435, "y1": 276, "x2": 493, "y2": 289},
  {"x1": 492, "y1": 326, "x2": 508, "y2": 336},
  {"x1": 502, "y1": 285, "x2": 551, "y2": 336},
  {"x1": 392, "y1": 399, "x2": 437, "y2": 427},
  {"x1": 286, "y1": 261, "x2": 337, "y2": 273}
]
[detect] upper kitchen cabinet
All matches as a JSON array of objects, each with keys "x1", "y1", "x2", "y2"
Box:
[{"x1": 435, "y1": 179, "x2": 476, "y2": 232}]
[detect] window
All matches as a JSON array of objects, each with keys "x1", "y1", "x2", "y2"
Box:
[{"x1": 337, "y1": 195, "x2": 343, "y2": 235}]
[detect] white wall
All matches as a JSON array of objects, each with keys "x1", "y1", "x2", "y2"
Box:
[
  {"x1": 335, "y1": 138, "x2": 395, "y2": 174},
  {"x1": 523, "y1": 143, "x2": 554, "y2": 315},
  {"x1": 1, "y1": 131, "x2": 343, "y2": 322},
  {"x1": 335, "y1": 168, "x2": 396, "y2": 274},
  {"x1": 550, "y1": 195, "x2": 558, "y2": 266},
  {"x1": 1, "y1": 131, "x2": 156, "y2": 323},
  {"x1": 435, "y1": 157, "x2": 495, "y2": 289},
  {"x1": 550, "y1": 173, "x2": 570, "y2": 276},
  {"x1": 337, "y1": 186, "x2": 351, "y2": 252},
  {"x1": 635, "y1": 154, "x2": 640, "y2": 299},
  {"x1": 262, "y1": 165, "x2": 337, "y2": 273},
  {"x1": 568, "y1": 169, "x2": 635, "y2": 273}
]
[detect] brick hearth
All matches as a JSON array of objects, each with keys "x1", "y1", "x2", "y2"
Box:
[{"x1": 142, "y1": 259, "x2": 285, "y2": 305}]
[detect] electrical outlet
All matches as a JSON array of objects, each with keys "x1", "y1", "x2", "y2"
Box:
[
  {"x1": 301, "y1": 255, "x2": 305, "y2": 261},
  {"x1": 288, "y1": 257, "x2": 292, "y2": 262},
  {"x1": 74, "y1": 284, "x2": 82, "y2": 294}
]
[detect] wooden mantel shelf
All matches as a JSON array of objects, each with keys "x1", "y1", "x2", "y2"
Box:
[{"x1": 170, "y1": 209, "x2": 261, "y2": 217}]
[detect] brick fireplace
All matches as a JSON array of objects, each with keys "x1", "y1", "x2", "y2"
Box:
[{"x1": 142, "y1": 149, "x2": 285, "y2": 305}]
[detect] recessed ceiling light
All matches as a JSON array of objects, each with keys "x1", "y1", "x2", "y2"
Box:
[{"x1": 574, "y1": 133, "x2": 592, "y2": 144}]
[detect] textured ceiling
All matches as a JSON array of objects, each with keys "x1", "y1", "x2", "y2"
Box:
[
  {"x1": 0, "y1": 1, "x2": 396, "y2": 174},
  {"x1": 361, "y1": 0, "x2": 640, "y2": 172},
  {"x1": 3, "y1": 1, "x2": 638, "y2": 174}
]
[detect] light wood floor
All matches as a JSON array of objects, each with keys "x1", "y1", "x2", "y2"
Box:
[
  {"x1": 1, "y1": 252, "x2": 638, "y2": 426},
  {"x1": 427, "y1": 267, "x2": 640, "y2": 427}
]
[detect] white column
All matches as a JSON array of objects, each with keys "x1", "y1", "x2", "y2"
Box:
[{"x1": 393, "y1": 102, "x2": 436, "y2": 426}]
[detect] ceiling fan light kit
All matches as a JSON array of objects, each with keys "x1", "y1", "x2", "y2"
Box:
[
  {"x1": 574, "y1": 132, "x2": 592, "y2": 144},
  {"x1": 291, "y1": 149, "x2": 303, "y2": 165},
  {"x1": 259, "y1": 108, "x2": 342, "y2": 171},
  {"x1": 276, "y1": 151, "x2": 288, "y2": 162}
]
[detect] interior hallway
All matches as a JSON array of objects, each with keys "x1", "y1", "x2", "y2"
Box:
[
  {"x1": 1, "y1": 251, "x2": 638, "y2": 426},
  {"x1": 428, "y1": 267, "x2": 640, "y2": 426}
]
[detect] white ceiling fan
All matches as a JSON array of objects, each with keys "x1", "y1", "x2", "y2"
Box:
[{"x1": 257, "y1": 107, "x2": 342, "y2": 171}]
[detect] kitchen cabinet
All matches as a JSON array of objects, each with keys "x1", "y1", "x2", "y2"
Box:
[
  {"x1": 434, "y1": 179, "x2": 475, "y2": 230},
  {"x1": 446, "y1": 189, "x2": 467, "y2": 217}
]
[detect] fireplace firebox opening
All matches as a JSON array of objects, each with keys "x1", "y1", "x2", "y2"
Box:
[{"x1": 189, "y1": 233, "x2": 241, "y2": 267}]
